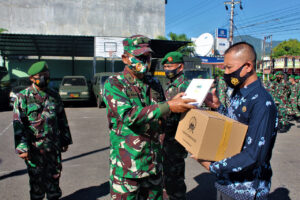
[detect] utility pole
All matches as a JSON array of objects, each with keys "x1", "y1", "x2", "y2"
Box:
[
  {"x1": 224, "y1": 0, "x2": 242, "y2": 46},
  {"x1": 263, "y1": 37, "x2": 266, "y2": 74},
  {"x1": 269, "y1": 35, "x2": 273, "y2": 73},
  {"x1": 263, "y1": 35, "x2": 272, "y2": 80}
]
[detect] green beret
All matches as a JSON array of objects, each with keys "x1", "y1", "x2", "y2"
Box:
[
  {"x1": 161, "y1": 51, "x2": 184, "y2": 65},
  {"x1": 257, "y1": 73, "x2": 262, "y2": 77},
  {"x1": 289, "y1": 75, "x2": 295, "y2": 79},
  {"x1": 295, "y1": 75, "x2": 300, "y2": 80},
  {"x1": 275, "y1": 71, "x2": 283, "y2": 76},
  {"x1": 28, "y1": 61, "x2": 48, "y2": 76}
]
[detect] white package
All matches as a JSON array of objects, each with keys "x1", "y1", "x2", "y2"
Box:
[{"x1": 183, "y1": 78, "x2": 214, "y2": 107}]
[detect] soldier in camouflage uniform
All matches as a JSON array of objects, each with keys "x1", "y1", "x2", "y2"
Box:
[
  {"x1": 13, "y1": 61, "x2": 72, "y2": 200},
  {"x1": 296, "y1": 75, "x2": 300, "y2": 84},
  {"x1": 292, "y1": 76, "x2": 300, "y2": 122},
  {"x1": 160, "y1": 52, "x2": 189, "y2": 200},
  {"x1": 265, "y1": 74, "x2": 276, "y2": 98},
  {"x1": 287, "y1": 75, "x2": 296, "y2": 120},
  {"x1": 216, "y1": 75, "x2": 230, "y2": 108},
  {"x1": 273, "y1": 71, "x2": 289, "y2": 133},
  {"x1": 103, "y1": 35, "x2": 196, "y2": 200},
  {"x1": 256, "y1": 72, "x2": 263, "y2": 85}
]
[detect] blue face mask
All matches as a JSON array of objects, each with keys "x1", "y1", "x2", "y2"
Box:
[{"x1": 164, "y1": 64, "x2": 181, "y2": 79}]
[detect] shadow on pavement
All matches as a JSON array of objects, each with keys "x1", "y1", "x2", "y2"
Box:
[
  {"x1": 0, "y1": 106, "x2": 12, "y2": 112},
  {"x1": 0, "y1": 168, "x2": 27, "y2": 181},
  {"x1": 62, "y1": 147, "x2": 109, "y2": 163},
  {"x1": 186, "y1": 172, "x2": 217, "y2": 200},
  {"x1": 61, "y1": 181, "x2": 109, "y2": 200},
  {"x1": 0, "y1": 146, "x2": 109, "y2": 181},
  {"x1": 269, "y1": 187, "x2": 291, "y2": 200}
]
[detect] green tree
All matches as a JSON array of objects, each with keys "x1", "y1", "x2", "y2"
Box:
[
  {"x1": 272, "y1": 39, "x2": 300, "y2": 58},
  {"x1": 0, "y1": 28, "x2": 7, "y2": 34},
  {"x1": 156, "y1": 32, "x2": 195, "y2": 57},
  {"x1": 214, "y1": 67, "x2": 224, "y2": 77}
]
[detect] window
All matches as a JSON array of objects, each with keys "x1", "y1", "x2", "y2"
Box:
[
  {"x1": 62, "y1": 78, "x2": 86, "y2": 86},
  {"x1": 101, "y1": 76, "x2": 109, "y2": 84}
]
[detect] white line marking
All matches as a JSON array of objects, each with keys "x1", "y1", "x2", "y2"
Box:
[{"x1": 0, "y1": 122, "x2": 13, "y2": 136}]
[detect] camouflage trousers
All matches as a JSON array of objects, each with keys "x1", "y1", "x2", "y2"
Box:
[
  {"x1": 25, "y1": 148, "x2": 62, "y2": 200},
  {"x1": 287, "y1": 102, "x2": 295, "y2": 116},
  {"x1": 110, "y1": 173, "x2": 163, "y2": 200},
  {"x1": 276, "y1": 102, "x2": 288, "y2": 126},
  {"x1": 163, "y1": 135, "x2": 188, "y2": 200},
  {"x1": 291, "y1": 98, "x2": 300, "y2": 118}
]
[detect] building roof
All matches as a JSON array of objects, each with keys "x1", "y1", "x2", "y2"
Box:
[
  {"x1": 0, "y1": 33, "x2": 189, "y2": 58},
  {"x1": 0, "y1": 33, "x2": 94, "y2": 57}
]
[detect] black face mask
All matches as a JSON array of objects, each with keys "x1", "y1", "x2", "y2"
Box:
[
  {"x1": 276, "y1": 77, "x2": 282, "y2": 82},
  {"x1": 223, "y1": 64, "x2": 252, "y2": 89},
  {"x1": 164, "y1": 64, "x2": 181, "y2": 79},
  {"x1": 34, "y1": 75, "x2": 50, "y2": 88}
]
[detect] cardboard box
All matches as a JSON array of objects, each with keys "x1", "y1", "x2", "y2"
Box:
[{"x1": 175, "y1": 109, "x2": 248, "y2": 161}]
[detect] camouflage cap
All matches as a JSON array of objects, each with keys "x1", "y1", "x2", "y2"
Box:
[
  {"x1": 275, "y1": 71, "x2": 284, "y2": 76},
  {"x1": 28, "y1": 61, "x2": 48, "y2": 76},
  {"x1": 123, "y1": 35, "x2": 152, "y2": 56},
  {"x1": 161, "y1": 51, "x2": 184, "y2": 65},
  {"x1": 295, "y1": 75, "x2": 300, "y2": 80}
]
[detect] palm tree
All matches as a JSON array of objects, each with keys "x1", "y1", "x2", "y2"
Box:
[
  {"x1": 0, "y1": 28, "x2": 7, "y2": 34},
  {"x1": 156, "y1": 32, "x2": 195, "y2": 57}
]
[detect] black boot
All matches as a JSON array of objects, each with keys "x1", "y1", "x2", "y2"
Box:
[
  {"x1": 287, "y1": 115, "x2": 294, "y2": 121},
  {"x1": 278, "y1": 124, "x2": 289, "y2": 133}
]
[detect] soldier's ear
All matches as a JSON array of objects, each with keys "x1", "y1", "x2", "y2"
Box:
[
  {"x1": 179, "y1": 64, "x2": 184, "y2": 71},
  {"x1": 29, "y1": 76, "x2": 35, "y2": 83},
  {"x1": 122, "y1": 54, "x2": 131, "y2": 65},
  {"x1": 245, "y1": 62, "x2": 253, "y2": 73}
]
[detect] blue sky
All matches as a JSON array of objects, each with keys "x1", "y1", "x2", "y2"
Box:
[{"x1": 165, "y1": 0, "x2": 300, "y2": 42}]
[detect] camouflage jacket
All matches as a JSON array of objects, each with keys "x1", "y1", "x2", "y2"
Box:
[
  {"x1": 273, "y1": 80, "x2": 288, "y2": 104},
  {"x1": 290, "y1": 83, "x2": 300, "y2": 112},
  {"x1": 13, "y1": 84, "x2": 72, "y2": 154},
  {"x1": 216, "y1": 77, "x2": 230, "y2": 107},
  {"x1": 164, "y1": 73, "x2": 189, "y2": 135},
  {"x1": 298, "y1": 83, "x2": 300, "y2": 106},
  {"x1": 103, "y1": 67, "x2": 170, "y2": 179},
  {"x1": 265, "y1": 80, "x2": 276, "y2": 98}
]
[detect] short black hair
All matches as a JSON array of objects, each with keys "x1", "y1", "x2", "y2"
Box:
[{"x1": 225, "y1": 42, "x2": 257, "y2": 68}]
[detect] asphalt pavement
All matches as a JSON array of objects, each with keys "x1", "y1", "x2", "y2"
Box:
[{"x1": 0, "y1": 106, "x2": 299, "y2": 200}]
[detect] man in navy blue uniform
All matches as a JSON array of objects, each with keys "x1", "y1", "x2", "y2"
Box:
[{"x1": 193, "y1": 42, "x2": 278, "y2": 200}]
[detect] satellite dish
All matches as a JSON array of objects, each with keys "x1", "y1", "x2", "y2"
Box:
[{"x1": 194, "y1": 33, "x2": 214, "y2": 56}]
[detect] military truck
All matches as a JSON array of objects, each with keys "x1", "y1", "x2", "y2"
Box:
[
  {"x1": 59, "y1": 76, "x2": 90, "y2": 102},
  {"x1": 92, "y1": 72, "x2": 116, "y2": 108}
]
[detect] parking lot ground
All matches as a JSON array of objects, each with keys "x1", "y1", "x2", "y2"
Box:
[{"x1": 0, "y1": 107, "x2": 299, "y2": 200}]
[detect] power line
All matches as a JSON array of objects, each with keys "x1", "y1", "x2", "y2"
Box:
[
  {"x1": 235, "y1": 4, "x2": 300, "y2": 26},
  {"x1": 176, "y1": 1, "x2": 225, "y2": 36},
  {"x1": 166, "y1": 0, "x2": 209, "y2": 23},
  {"x1": 167, "y1": 0, "x2": 217, "y2": 29}
]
